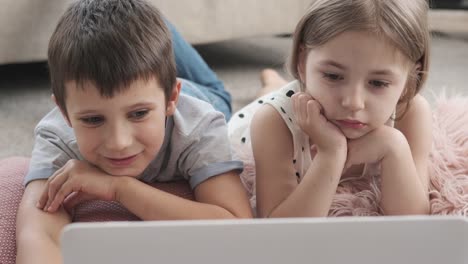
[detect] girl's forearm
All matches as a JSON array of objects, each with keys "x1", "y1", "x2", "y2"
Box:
[
  {"x1": 267, "y1": 152, "x2": 345, "y2": 218},
  {"x1": 380, "y1": 137, "x2": 429, "y2": 215}
]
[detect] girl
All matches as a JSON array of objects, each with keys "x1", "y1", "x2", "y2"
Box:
[{"x1": 229, "y1": 0, "x2": 432, "y2": 218}]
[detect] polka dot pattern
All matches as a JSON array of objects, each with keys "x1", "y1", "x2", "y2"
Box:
[{"x1": 228, "y1": 81, "x2": 309, "y2": 208}]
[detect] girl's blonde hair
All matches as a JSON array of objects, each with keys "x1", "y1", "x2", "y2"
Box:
[{"x1": 289, "y1": 0, "x2": 430, "y2": 118}]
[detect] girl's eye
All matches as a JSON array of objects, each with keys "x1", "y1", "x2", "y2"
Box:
[
  {"x1": 80, "y1": 116, "x2": 104, "y2": 125},
  {"x1": 323, "y1": 72, "x2": 343, "y2": 81},
  {"x1": 129, "y1": 110, "x2": 149, "y2": 120},
  {"x1": 369, "y1": 80, "x2": 389, "y2": 89}
]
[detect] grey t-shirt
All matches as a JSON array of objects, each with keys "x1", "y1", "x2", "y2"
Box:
[{"x1": 24, "y1": 94, "x2": 243, "y2": 189}]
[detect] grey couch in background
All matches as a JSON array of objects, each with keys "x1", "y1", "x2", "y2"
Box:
[{"x1": 0, "y1": 0, "x2": 311, "y2": 65}]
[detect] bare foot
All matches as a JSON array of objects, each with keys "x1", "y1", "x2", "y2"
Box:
[{"x1": 256, "y1": 69, "x2": 288, "y2": 98}]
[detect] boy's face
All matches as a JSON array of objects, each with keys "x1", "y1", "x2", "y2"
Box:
[
  {"x1": 59, "y1": 77, "x2": 180, "y2": 177},
  {"x1": 299, "y1": 31, "x2": 413, "y2": 139}
]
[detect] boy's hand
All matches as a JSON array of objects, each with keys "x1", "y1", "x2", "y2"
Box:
[
  {"x1": 344, "y1": 126, "x2": 401, "y2": 170},
  {"x1": 37, "y1": 159, "x2": 118, "y2": 213},
  {"x1": 292, "y1": 92, "x2": 347, "y2": 155}
]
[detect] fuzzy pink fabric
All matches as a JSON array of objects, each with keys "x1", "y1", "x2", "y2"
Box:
[
  {"x1": 0, "y1": 158, "x2": 193, "y2": 264},
  {"x1": 237, "y1": 95, "x2": 468, "y2": 216}
]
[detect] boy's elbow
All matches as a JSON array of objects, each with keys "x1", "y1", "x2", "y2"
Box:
[
  {"x1": 216, "y1": 205, "x2": 253, "y2": 219},
  {"x1": 224, "y1": 209, "x2": 253, "y2": 219}
]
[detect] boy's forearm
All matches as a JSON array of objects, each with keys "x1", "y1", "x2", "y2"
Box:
[
  {"x1": 267, "y1": 152, "x2": 345, "y2": 218},
  {"x1": 114, "y1": 177, "x2": 238, "y2": 220},
  {"x1": 16, "y1": 232, "x2": 62, "y2": 264},
  {"x1": 16, "y1": 180, "x2": 71, "y2": 264},
  {"x1": 380, "y1": 139, "x2": 430, "y2": 215}
]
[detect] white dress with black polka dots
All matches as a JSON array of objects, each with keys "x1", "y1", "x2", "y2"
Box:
[
  {"x1": 228, "y1": 81, "x2": 311, "y2": 208},
  {"x1": 229, "y1": 80, "x2": 394, "y2": 210}
]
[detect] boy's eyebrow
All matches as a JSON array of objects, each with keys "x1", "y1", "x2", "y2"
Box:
[
  {"x1": 127, "y1": 102, "x2": 157, "y2": 110},
  {"x1": 73, "y1": 102, "x2": 157, "y2": 116},
  {"x1": 74, "y1": 110, "x2": 100, "y2": 116}
]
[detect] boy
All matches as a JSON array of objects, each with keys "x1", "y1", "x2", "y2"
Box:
[{"x1": 16, "y1": 0, "x2": 252, "y2": 263}]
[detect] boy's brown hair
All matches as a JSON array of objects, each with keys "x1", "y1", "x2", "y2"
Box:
[{"x1": 48, "y1": 0, "x2": 176, "y2": 115}]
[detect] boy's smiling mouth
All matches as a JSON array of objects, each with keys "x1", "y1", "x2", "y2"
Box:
[{"x1": 106, "y1": 154, "x2": 140, "y2": 167}]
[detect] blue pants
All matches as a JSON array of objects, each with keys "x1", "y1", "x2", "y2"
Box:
[{"x1": 168, "y1": 22, "x2": 233, "y2": 121}]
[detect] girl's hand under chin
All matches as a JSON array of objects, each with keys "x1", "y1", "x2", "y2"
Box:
[
  {"x1": 292, "y1": 92, "x2": 347, "y2": 156},
  {"x1": 344, "y1": 126, "x2": 403, "y2": 170}
]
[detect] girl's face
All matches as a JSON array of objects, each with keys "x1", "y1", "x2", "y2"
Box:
[{"x1": 299, "y1": 31, "x2": 413, "y2": 139}]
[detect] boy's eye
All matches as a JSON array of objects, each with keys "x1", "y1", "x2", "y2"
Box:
[
  {"x1": 369, "y1": 80, "x2": 389, "y2": 88},
  {"x1": 80, "y1": 116, "x2": 104, "y2": 125},
  {"x1": 129, "y1": 110, "x2": 149, "y2": 120},
  {"x1": 322, "y1": 72, "x2": 343, "y2": 81}
]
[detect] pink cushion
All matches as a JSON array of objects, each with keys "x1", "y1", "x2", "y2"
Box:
[
  {"x1": 0, "y1": 157, "x2": 194, "y2": 264},
  {"x1": 0, "y1": 157, "x2": 28, "y2": 264}
]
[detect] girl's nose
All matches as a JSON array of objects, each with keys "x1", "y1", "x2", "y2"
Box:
[{"x1": 341, "y1": 86, "x2": 365, "y2": 112}]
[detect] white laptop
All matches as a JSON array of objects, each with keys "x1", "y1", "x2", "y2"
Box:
[{"x1": 61, "y1": 216, "x2": 468, "y2": 264}]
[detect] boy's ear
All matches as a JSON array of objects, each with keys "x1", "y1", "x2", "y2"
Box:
[
  {"x1": 51, "y1": 94, "x2": 72, "y2": 127},
  {"x1": 296, "y1": 45, "x2": 307, "y2": 84},
  {"x1": 166, "y1": 80, "x2": 181, "y2": 116}
]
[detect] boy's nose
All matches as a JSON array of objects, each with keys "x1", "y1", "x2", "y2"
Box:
[
  {"x1": 341, "y1": 86, "x2": 365, "y2": 112},
  {"x1": 104, "y1": 124, "x2": 133, "y2": 151}
]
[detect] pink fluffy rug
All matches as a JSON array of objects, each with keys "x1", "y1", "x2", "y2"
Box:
[{"x1": 236, "y1": 95, "x2": 468, "y2": 216}]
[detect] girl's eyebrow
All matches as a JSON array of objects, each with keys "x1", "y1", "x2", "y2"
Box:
[
  {"x1": 369, "y1": 69, "x2": 397, "y2": 76},
  {"x1": 318, "y1": 59, "x2": 398, "y2": 77},
  {"x1": 318, "y1": 60, "x2": 348, "y2": 70}
]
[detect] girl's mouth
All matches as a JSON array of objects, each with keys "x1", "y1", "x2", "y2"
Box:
[{"x1": 336, "y1": 119, "x2": 367, "y2": 129}]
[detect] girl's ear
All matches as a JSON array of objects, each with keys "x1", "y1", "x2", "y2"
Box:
[
  {"x1": 404, "y1": 61, "x2": 423, "y2": 97},
  {"x1": 413, "y1": 61, "x2": 422, "y2": 76},
  {"x1": 166, "y1": 80, "x2": 181, "y2": 116},
  {"x1": 51, "y1": 94, "x2": 72, "y2": 127},
  {"x1": 398, "y1": 61, "x2": 423, "y2": 108},
  {"x1": 296, "y1": 45, "x2": 307, "y2": 84}
]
